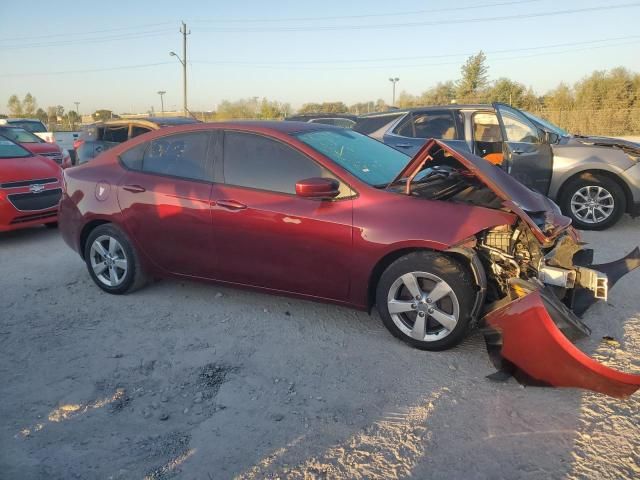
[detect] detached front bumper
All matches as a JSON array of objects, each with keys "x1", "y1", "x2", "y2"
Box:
[{"x1": 482, "y1": 247, "x2": 640, "y2": 398}]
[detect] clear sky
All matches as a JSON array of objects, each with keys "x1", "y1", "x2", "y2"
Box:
[{"x1": 1, "y1": 0, "x2": 639, "y2": 115}]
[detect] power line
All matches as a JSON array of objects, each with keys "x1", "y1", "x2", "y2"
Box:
[
  {"x1": 192, "y1": 0, "x2": 541, "y2": 23},
  {"x1": 189, "y1": 35, "x2": 640, "y2": 66},
  {"x1": 0, "y1": 21, "x2": 174, "y2": 43},
  {"x1": 0, "y1": 29, "x2": 174, "y2": 50},
  {"x1": 0, "y1": 62, "x2": 174, "y2": 78},
  {"x1": 197, "y1": 3, "x2": 640, "y2": 32}
]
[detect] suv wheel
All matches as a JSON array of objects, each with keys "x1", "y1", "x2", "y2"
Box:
[{"x1": 560, "y1": 173, "x2": 625, "y2": 230}]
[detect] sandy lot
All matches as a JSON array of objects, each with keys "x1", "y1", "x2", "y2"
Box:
[{"x1": 1, "y1": 217, "x2": 639, "y2": 479}]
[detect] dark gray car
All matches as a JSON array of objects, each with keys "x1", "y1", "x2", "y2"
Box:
[
  {"x1": 355, "y1": 104, "x2": 640, "y2": 230},
  {"x1": 75, "y1": 116, "x2": 200, "y2": 165}
]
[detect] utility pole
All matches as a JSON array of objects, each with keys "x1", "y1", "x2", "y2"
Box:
[
  {"x1": 389, "y1": 77, "x2": 400, "y2": 107},
  {"x1": 169, "y1": 21, "x2": 190, "y2": 117},
  {"x1": 74, "y1": 102, "x2": 80, "y2": 115},
  {"x1": 157, "y1": 91, "x2": 166, "y2": 115}
]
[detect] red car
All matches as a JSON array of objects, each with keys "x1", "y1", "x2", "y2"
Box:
[
  {"x1": 0, "y1": 126, "x2": 71, "y2": 169},
  {"x1": 0, "y1": 137, "x2": 62, "y2": 231},
  {"x1": 58, "y1": 122, "x2": 640, "y2": 397}
]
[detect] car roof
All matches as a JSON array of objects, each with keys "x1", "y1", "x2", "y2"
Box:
[
  {"x1": 0, "y1": 118, "x2": 45, "y2": 123},
  {"x1": 201, "y1": 120, "x2": 340, "y2": 134},
  {"x1": 285, "y1": 113, "x2": 358, "y2": 121},
  {"x1": 358, "y1": 104, "x2": 493, "y2": 117}
]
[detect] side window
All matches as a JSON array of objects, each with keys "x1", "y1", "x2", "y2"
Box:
[
  {"x1": 131, "y1": 126, "x2": 153, "y2": 138},
  {"x1": 223, "y1": 131, "x2": 349, "y2": 196},
  {"x1": 120, "y1": 142, "x2": 146, "y2": 170},
  {"x1": 500, "y1": 111, "x2": 539, "y2": 143},
  {"x1": 394, "y1": 111, "x2": 457, "y2": 139},
  {"x1": 102, "y1": 126, "x2": 129, "y2": 143},
  {"x1": 473, "y1": 113, "x2": 502, "y2": 142},
  {"x1": 143, "y1": 132, "x2": 211, "y2": 181}
]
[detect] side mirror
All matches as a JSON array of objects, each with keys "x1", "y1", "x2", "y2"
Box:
[
  {"x1": 295, "y1": 177, "x2": 340, "y2": 200},
  {"x1": 541, "y1": 130, "x2": 560, "y2": 145}
]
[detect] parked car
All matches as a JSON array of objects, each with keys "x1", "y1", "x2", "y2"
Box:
[
  {"x1": 0, "y1": 136, "x2": 62, "y2": 231},
  {"x1": 0, "y1": 126, "x2": 71, "y2": 168},
  {"x1": 285, "y1": 113, "x2": 357, "y2": 128},
  {"x1": 74, "y1": 116, "x2": 200, "y2": 165},
  {"x1": 355, "y1": 104, "x2": 640, "y2": 230},
  {"x1": 58, "y1": 122, "x2": 640, "y2": 396},
  {"x1": 0, "y1": 117, "x2": 51, "y2": 138}
]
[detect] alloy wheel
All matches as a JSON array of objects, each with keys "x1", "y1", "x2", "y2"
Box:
[
  {"x1": 89, "y1": 235, "x2": 128, "y2": 287},
  {"x1": 386, "y1": 271, "x2": 460, "y2": 342},
  {"x1": 570, "y1": 185, "x2": 615, "y2": 224}
]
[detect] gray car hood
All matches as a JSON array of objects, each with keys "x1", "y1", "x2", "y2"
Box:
[{"x1": 571, "y1": 135, "x2": 640, "y2": 156}]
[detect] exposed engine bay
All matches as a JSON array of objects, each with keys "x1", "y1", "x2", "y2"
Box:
[{"x1": 388, "y1": 139, "x2": 640, "y2": 397}]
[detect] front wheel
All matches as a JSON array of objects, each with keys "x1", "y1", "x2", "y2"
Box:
[
  {"x1": 84, "y1": 224, "x2": 148, "y2": 294},
  {"x1": 375, "y1": 251, "x2": 475, "y2": 351},
  {"x1": 560, "y1": 174, "x2": 625, "y2": 230}
]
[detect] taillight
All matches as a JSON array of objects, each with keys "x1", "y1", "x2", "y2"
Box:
[{"x1": 73, "y1": 139, "x2": 84, "y2": 150}]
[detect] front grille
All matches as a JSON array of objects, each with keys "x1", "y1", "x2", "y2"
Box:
[
  {"x1": 40, "y1": 152, "x2": 63, "y2": 164},
  {"x1": 10, "y1": 211, "x2": 57, "y2": 224},
  {"x1": 0, "y1": 177, "x2": 58, "y2": 189},
  {"x1": 8, "y1": 188, "x2": 62, "y2": 211}
]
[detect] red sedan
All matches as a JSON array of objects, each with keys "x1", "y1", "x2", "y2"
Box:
[
  {"x1": 0, "y1": 126, "x2": 71, "y2": 169},
  {"x1": 58, "y1": 121, "x2": 640, "y2": 396},
  {"x1": 0, "y1": 137, "x2": 62, "y2": 231}
]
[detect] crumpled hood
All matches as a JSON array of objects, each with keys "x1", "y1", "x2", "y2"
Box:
[
  {"x1": 0, "y1": 155, "x2": 61, "y2": 184},
  {"x1": 388, "y1": 139, "x2": 571, "y2": 242},
  {"x1": 571, "y1": 135, "x2": 640, "y2": 156}
]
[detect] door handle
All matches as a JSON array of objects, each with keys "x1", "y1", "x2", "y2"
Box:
[
  {"x1": 215, "y1": 199, "x2": 247, "y2": 210},
  {"x1": 122, "y1": 184, "x2": 146, "y2": 193},
  {"x1": 395, "y1": 143, "x2": 413, "y2": 148},
  {"x1": 512, "y1": 149, "x2": 525, "y2": 155}
]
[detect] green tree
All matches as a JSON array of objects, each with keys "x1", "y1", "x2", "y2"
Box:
[
  {"x1": 22, "y1": 93, "x2": 37, "y2": 116},
  {"x1": 93, "y1": 109, "x2": 114, "y2": 121},
  {"x1": 420, "y1": 81, "x2": 456, "y2": 105},
  {"x1": 7, "y1": 94, "x2": 23, "y2": 116},
  {"x1": 35, "y1": 108, "x2": 48, "y2": 123},
  {"x1": 456, "y1": 51, "x2": 489, "y2": 102}
]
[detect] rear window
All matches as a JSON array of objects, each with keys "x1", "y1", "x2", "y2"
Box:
[
  {"x1": 7, "y1": 120, "x2": 47, "y2": 133},
  {"x1": 102, "y1": 126, "x2": 129, "y2": 143},
  {"x1": 0, "y1": 127, "x2": 43, "y2": 143},
  {"x1": 394, "y1": 111, "x2": 458, "y2": 139},
  {"x1": 353, "y1": 113, "x2": 404, "y2": 135},
  {"x1": 0, "y1": 138, "x2": 32, "y2": 158}
]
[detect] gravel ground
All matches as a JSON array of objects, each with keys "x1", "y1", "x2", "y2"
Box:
[{"x1": 1, "y1": 216, "x2": 639, "y2": 479}]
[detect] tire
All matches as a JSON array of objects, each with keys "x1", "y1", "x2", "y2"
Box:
[
  {"x1": 44, "y1": 222, "x2": 58, "y2": 229},
  {"x1": 375, "y1": 251, "x2": 475, "y2": 351},
  {"x1": 83, "y1": 223, "x2": 148, "y2": 294},
  {"x1": 559, "y1": 173, "x2": 626, "y2": 230}
]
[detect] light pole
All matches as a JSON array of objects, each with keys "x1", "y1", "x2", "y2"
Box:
[
  {"x1": 389, "y1": 77, "x2": 400, "y2": 107},
  {"x1": 74, "y1": 102, "x2": 80, "y2": 115},
  {"x1": 170, "y1": 21, "x2": 190, "y2": 117},
  {"x1": 157, "y1": 91, "x2": 166, "y2": 115}
]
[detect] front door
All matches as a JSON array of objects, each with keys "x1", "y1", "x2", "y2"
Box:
[
  {"x1": 209, "y1": 130, "x2": 353, "y2": 301},
  {"x1": 117, "y1": 130, "x2": 216, "y2": 278},
  {"x1": 494, "y1": 103, "x2": 553, "y2": 194}
]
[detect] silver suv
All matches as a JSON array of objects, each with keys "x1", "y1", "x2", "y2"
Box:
[{"x1": 355, "y1": 103, "x2": 640, "y2": 230}]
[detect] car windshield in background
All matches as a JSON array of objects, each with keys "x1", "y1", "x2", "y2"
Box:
[
  {"x1": 7, "y1": 120, "x2": 47, "y2": 133},
  {"x1": 523, "y1": 111, "x2": 569, "y2": 137},
  {"x1": 352, "y1": 113, "x2": 404, "y2": 135},
  {"x1": 0, "y1": 127, "x2": 44, "y2": 144},
  {"x1": 0, "y1": 138, "x2": 32, "y2": 158},
  {"x1": 293, "y1": 129, "x2": 409, "y2": 186}
]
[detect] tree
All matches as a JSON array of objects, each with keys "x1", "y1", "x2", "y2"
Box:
[
  {"x1": 93, "y1": 109, "x2": 114, "y2": 121},
  {"x1": 23, "y1": 93, "x2": 37, "y2": 116},
  {"x1": 7, "y1": 95, "x2": 23, "y2": 116},
  {"x1": 298, "y1": 102, "x2": 348, "y2": 114},
  {"x1": 35, "y1": 108, "x2": 48, "y2": 124},
  {"x1": 456, "y1": 51, "x2": 489, "y2": 102},
  {"x1": 420, "y1": 81, "x2": 456, "y2": 105}
]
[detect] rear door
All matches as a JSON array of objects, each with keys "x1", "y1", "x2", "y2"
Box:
[
  {"x1": 383, "y1": 110, "x2": 467, "y2": 155},
  {"x1": 493, "y1": 103, "x2": 553, "y2": 194},
  {"x1": 117, "y1": 130, "x2": 217, "y2": 278}
]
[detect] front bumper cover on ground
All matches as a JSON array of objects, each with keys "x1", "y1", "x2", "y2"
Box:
[{"x1": 482, "y1": 248, "x2": 640, "y2": 398}]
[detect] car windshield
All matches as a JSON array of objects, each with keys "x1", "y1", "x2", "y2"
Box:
[
  {"x1": 523, "y1": 111, "x2": 569, "y2": 137},
  {"x1": 0, "y1": 138, "x2": 32, "y2": 158},
  {"x1": 7, "y1": 120, "x2": 47, "y2": 133},
  {"x1": 0, "y1": 127, "x2": 44, "y2": 143},
  {"x1": 293, "y1": 129, "x2": 410, "y2": 186}
]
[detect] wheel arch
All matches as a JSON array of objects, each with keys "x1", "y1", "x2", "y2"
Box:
[{"x1": 558, "y1": 169, "x2": 633, "y2": 213}]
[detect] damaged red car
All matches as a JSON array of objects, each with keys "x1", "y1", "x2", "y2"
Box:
[{"x1": 58, "y1": 122, "x2": 640, "y2": 397}]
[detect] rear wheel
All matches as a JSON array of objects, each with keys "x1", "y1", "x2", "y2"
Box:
[
  {"x1": 560, "y1": 174, "x2": 625, "y2": 230},
  {"x1": 376, "y1": 251, "x2": 475, "y2": 351},
  {"x1": 84, "y1": 224, "x2": 147, "y2": 294}
]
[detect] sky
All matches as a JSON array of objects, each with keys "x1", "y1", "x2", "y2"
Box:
[{"x1": 1, "y1": 0, "x2": 640, "y2": 115}]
